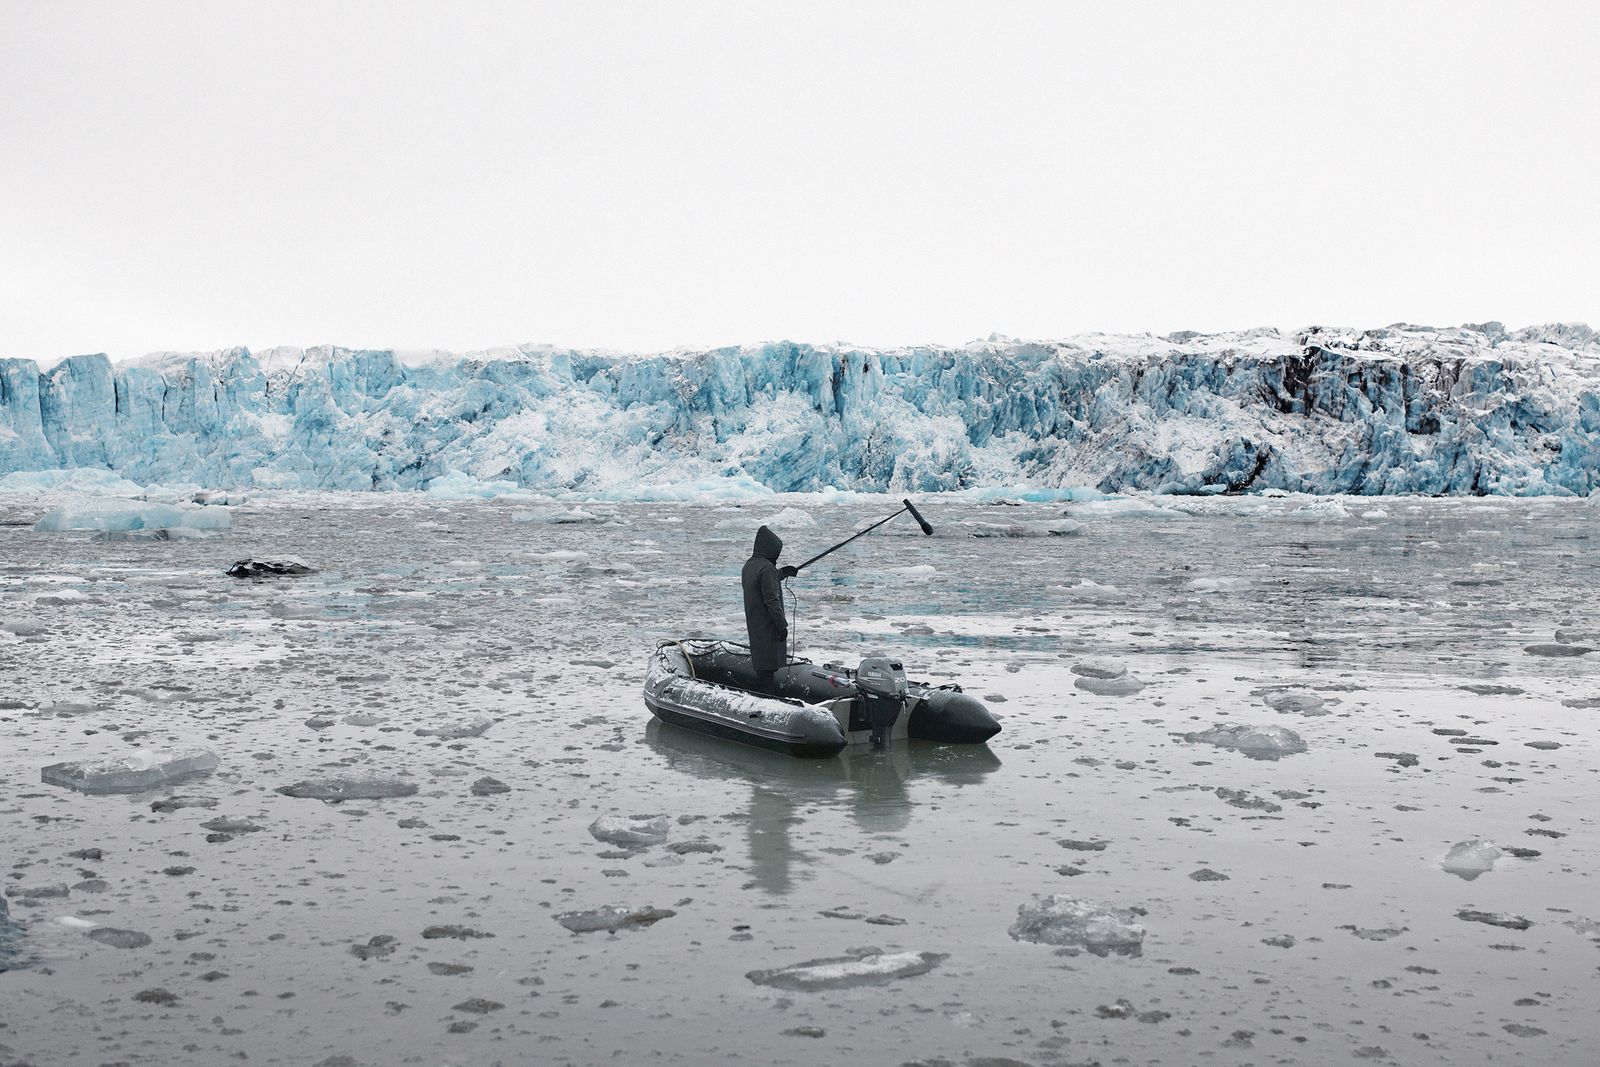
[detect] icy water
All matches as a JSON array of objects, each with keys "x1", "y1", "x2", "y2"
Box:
[{"x1": 1, "y1": 492, "x2": 1597, "y2": 1067}]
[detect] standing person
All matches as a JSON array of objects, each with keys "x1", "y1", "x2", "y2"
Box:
[{"x1": 742, "y1": 525, "x2": 797, "y2": 694}]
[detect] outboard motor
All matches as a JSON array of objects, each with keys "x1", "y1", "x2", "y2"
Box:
[{"x1": 855, "y1": 657, "x2": 908, "y2": 749}]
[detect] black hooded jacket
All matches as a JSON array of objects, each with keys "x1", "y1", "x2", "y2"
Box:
[{"x1": 741, "y1": 525, "x2": 788, "y2": 671}]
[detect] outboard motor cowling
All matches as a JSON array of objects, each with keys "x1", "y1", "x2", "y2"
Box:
[{"x1": 855, "y1": 657, "x2": 908, "y2": 749}]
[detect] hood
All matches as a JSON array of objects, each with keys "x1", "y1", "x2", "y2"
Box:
[{"x1": 753, "y1": 525, "x2": 783, "y2": 562}]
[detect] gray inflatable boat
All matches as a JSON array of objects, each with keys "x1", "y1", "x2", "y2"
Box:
[{"x1": 643, "y1": 639, "x2": 1001, "y2": 758}]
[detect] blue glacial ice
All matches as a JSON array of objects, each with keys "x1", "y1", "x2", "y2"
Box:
[{"x1": 1, "y1": 322, "x2": 1597, "y2": 496}]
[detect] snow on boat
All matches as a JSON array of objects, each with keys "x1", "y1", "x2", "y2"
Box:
[{"x1": 643, "y1": 639, "x2": 1001, "y2": 758}]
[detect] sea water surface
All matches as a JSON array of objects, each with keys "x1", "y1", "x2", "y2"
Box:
[{"x1": 1, "y1": 492, "x2": 1597, "y2": 1066}]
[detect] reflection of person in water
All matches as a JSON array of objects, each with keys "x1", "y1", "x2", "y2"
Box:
[
  {"x1": 746, "y1": 787, "x2": 797, "y2": 895},
  {"x1": 645, "y1": 718, "x2": 1002, "y2": 895},
  {"x1": 741, "y1": 525, "x2": 798, "y2": 695}
]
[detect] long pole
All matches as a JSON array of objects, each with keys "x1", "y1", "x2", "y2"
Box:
[{"x1": 792, "y1": 499, "x2": 933, "y2": 573}]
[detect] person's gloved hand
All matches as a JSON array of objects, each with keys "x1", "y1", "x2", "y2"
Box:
[{"x1": 778, "y1": 565, "x2": 798, "y2": 579}]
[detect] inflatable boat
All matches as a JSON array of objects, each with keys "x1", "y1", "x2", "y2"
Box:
[{"x1": 643, "y1": 639, "x2": 1001, "y2": 758}]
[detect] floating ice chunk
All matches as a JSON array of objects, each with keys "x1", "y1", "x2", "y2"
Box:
[
  {"x1": 1065, "y1": 498, "x2": 1178, "y2": 519},
  {"x1": 1187, "y1": 576, "x2": 1250, "y2": 592},
  {"x1": 34, "y1": 498, "x2": 231, "y2": 533},
  {"x1": 41, "y1": 748, "x2": 219, "y2": 794},
  {"x1": 513, "y1": 506, "x2": 610, "y2": 524},
  {"x1": 55, "y1": 915, "x2": 97, "y2": 930},
  {"x1": 1262, "y1": 689, "x2": 1327, "y2": 715},
  {"x1": 718, "y1": 506, "x2": 816, "y2": 530},
  {"x1": 589, "y1": 815, "x2": 669, "y2": 848},
  {"x1": 275, "y1": 776, "x2": 419, "y2": 801},
  {"x1": 954, "y1": 485, "x2": 1108, "y2": 504},
  {"x1": 1052, "y1": 579, "x2": 1128, "y2": 604},
  {"x1": 1075, "y1": 673, "x2": 1146, "y2": 696},
  {"x1": 423, "y1": 470, "x2": 531, "y2": 500},
  {"x1": 1457, "y1": 909, "x2": 1532, "y2": 930},
  {"x1": 1289, "y1": 499, "x2": 1351, "y2": 520},
  {"x1": 1182, "y1": 723, "x2": 1307, "y2": 759},
  {"x1": 227, "y1": 558, "x2": 315, "y2": 578},
  {"x1": 32, "y1": 589, "x2": 89, "y2": 606},
  {"x1": 746, "y1": 948, "x2": 947, "y2": 991},
  {"x1": 0, "y1": 469, "x2": 145, "y2": 495},
  {"x1": 192, "y1": 489, "x2": 248, "y2": 506},
  {"x1": 1, "y1": 618, "x2": 48, "y2": 637},
  {"x1": 586, "y1": 476, "x2": 776, "y2": 502},
  {"x1": 964, "y1": 519, "x2": 1084, "y2": 538},
  {"x1": 87, "y1": 928, "x2": 152, "y2": 949},
  {"x1": 94, "y1": 526, "x2": 213, "y2": 542},
  {"x1": 1071, "y1": 660, "x2": 1127, "y2": 680},
  {"x1": 523, "y1": 549, "x2": 589, "y2": 562},
  {"x1": 553, "y1": 905, "x2": 676, "y2": 934},
  {"x1": 415, "y1": 715, "x2": 492, "y2": 739},
  {"x1": 889, "y1": 564, "x2": 937, "y2": 576},
  {"x1": 1009, "y1": 895, "x2": 1146, "y2": 957},
  {"x1": 1361, "y1": 509, "x2": 1389, "y2": 519},
  {"x1": 1441, "y1": 839, "x2": 1502, "y2": 880}
]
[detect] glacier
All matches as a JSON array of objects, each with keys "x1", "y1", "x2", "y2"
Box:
[{"x1": 1, "y1": 322, "x2": 1597, "y2": 496}]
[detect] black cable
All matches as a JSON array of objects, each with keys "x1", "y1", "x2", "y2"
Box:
[{"x1": 784, "y1": 579, "x2": 799, "y2": 662}]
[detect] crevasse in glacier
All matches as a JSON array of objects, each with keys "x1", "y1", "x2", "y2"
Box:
[{"x1": 1, "y1": 323, "x2": 1596, "y2": 495}]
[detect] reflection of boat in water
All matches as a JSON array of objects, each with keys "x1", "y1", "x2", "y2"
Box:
[
  {"x1": 645, "y1": 718, "x2": 1002, "y2": 893},
  {"x1": 0, "y1": 897, "x2": 29, "y2": 975}
]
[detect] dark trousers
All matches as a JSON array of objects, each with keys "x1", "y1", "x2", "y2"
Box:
[{"x1": 755, "y1": 669, "x2": 779, "y2": 697}]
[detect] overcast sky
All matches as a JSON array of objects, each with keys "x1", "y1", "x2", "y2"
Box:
[{"x1": 2, "y1": 1, "x2": 1596, "y2": 363}]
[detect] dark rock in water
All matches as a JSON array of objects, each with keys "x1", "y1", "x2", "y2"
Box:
[
  {"x1": 227, "y1": 558, "x2": 316, "y2": 579},
  {"x1": 1189, "y1": 868, "x2": 1230, "y2": 882},
  {"x1": 88, "y1": 927, "x2": 152, "y2": 949},
  {"x1": 1340, "y1": 925, "x2": 1406, "y2": 941},
  {"x1": 67, "y1": 848, "x2": 104, "y2": 861},
  {"x1": 451, "y1": 998, "x2": 503, "y2": 1014},
  {"x1": 747, "y1": 947, "x2": 947, "y2": 991},
  {"x1": 1215, "y1": 787, "x2": 1282, "y2": 812},
  {"x1": 1058, "y1": 838, "x2": 1109, "y2": 852},
  {"x1": 554, "y1": 905, "x2": 676, "y2": 934},
  {"x1": 422, "y1": 925, "x2": 493, "y2": 941},
  {"x1": 350, "y1": 935, "x2": 398, "y2": 960},
  {"x1": 1458, "y1": 909, "x2": 1532, "y2": 930},
  {"x1": 134, "y1": 988, "x2": 179, "y2": 1006},
  {"x1": 1524, "y1": 643, "x2": 1593, "y2": 657},
  {"x1": 276, "y1": 777, "x2": 418, "y2": 802},
  {"x1": 151, "y1": 795, "x2": 218, "y2": 813}
]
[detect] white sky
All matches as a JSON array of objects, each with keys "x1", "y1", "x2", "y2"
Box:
[{"x1": 2, "y1": 0, "x2": 1597, "y2": 363}]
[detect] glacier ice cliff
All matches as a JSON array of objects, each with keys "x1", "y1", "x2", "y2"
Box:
[{"x1": 1, "y1": 323, "x2": 1597, "y2": 496}]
